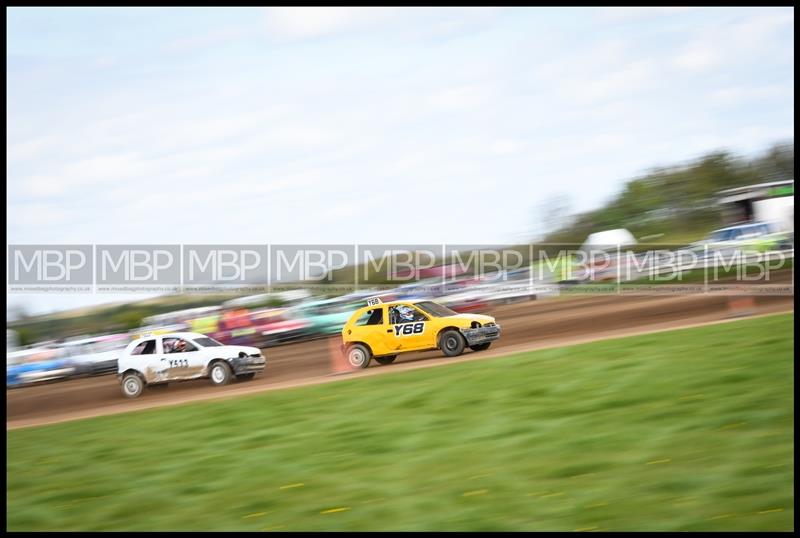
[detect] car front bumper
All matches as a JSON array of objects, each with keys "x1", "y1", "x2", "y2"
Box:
[
  {"x1": 461, "y1": 324, "x2": 501, "y2": 346},
  {"x1": 229, "y1": 354, "x2": 267, "y2": 375}
]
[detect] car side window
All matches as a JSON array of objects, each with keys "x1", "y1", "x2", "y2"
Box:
[
  {"x1": 389, "y1": 305, "x2": 428, "y2": 324},
  {"x1": 354, "y1": 308, "x2": 384, "y2": 326},
  {"x1": 163, "y1": 338, "x2": 198, "y2": 353},
  {"x1": 131, "y1": 340, "x2": 156, "y2": 355}
]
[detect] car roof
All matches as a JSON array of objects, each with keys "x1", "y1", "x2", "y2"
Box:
[
  {"x1": 131, "y1": 332, "x2": 210, "y2": 343},
  {"x1": 358, "y1": 299, "x2": 429, "y2": 309}
]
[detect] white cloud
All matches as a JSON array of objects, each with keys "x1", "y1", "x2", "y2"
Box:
[
  {"x1": 488, "y1": 139, "x2": 525, "y2": 156},
  {"x1": 673, "y1": 46, "x2": 719, "y2": 72},
  {"x1": 710, "y1": 84, "x2": 792, "y2": 107},
  {"x1": 8, "y1": 202, "x2": 73, "y2": 229},
  {"x1": 595, "y1": 6, "x2": 691, "y2": 23},
  {"x1": 263, "y1": 7, "x2": 398, "y2": 40},
  {"x1": 572, "y1": 60, "x2": 657, "y2": 105},
  {"x1": 7, "y1": 135, "x2": 60, "y2": 163},
  {"x1": 730, "y1": 10, "x2": 794, "y2": 49},
  {"x1": 673, "y1": 10, "x2": 793, "y2": 73},
  {"x1": 426, "y1": 83, "x2": 495, "y2": 110},
  {"x1": 6, "y1": 7, "x2": 794, "y2": 254},
  {"x1": 166, "y1": 26, "x2": 246, "y2": 53}
]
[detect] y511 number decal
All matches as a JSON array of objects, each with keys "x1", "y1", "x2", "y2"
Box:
[{"x1": 393, "y1": 322, "x2": 425, "y2": 336}]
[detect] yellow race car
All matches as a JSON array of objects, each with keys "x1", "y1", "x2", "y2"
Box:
[{"x1": 341, "y1": 298, "x2": 501, "y2": 368}]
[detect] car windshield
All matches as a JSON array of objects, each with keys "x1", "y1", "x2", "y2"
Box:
[
  {"x1": 708, "y1": 229, "x2": 734, "y2": 242},
  {"x1": 193, "y1": 337, "x2": 223, "y2": 347},
  {"x1": 415, "y1": 301, "x2": 458, "y2": 317}
]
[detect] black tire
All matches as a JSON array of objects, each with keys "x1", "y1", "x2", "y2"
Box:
[
  {"x1": 209, "y1": 361, "x2": 233, "y2": 386},
  {"x1": 236, "y1": 373, "x2": 256, "y2": 381},
  {"x1": 469, "y1": 343, "x2": 491, "y2": 352},
  {"x1": 346, "y1": 343, "x2": 372, "y2": 369},
  {"x1": 121, "y1": 372, "x2": 145, "y2": 398},
  {"x1": 375, "y1": 355, "x2": 397, "y2": 365},
  {"x1": 439, "y1": 330, "x2": 466, "y2": 357}
]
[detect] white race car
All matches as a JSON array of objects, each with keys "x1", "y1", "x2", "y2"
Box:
[{"x1": 117, "y1": 332, "x2": 266, "y2": 398}]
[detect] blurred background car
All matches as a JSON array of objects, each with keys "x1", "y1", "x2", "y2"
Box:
[
  {"x1": 7, "y1": 346, "x2": 77, "y2": 388},
  {"x1": 690, "y1": 222, "x2": 789, "y2": 258},
  {"x1": 56, "y1": 334, "x2": 129, "y2": 377},
  {"x1": 249, "y1": 307, "x2": 312, "y2": 348},
  {"x1": 284, "y1": 296, "x2": 367, "y2": 338}
]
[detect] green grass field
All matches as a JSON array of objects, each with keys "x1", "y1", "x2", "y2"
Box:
[{"x1": 7, "y1": 314, "x2": 794, "y2": 531}]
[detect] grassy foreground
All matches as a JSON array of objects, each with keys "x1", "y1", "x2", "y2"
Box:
[{"x1": 7, "y1": 314, "x2": 794, "y2": 531}]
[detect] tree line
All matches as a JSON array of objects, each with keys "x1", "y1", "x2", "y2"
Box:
[{"x1": 541, "y1": 141, "x2": 794, "y2": 244}]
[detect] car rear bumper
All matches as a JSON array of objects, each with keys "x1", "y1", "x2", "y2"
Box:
[{"x1": 461, "y1": 325, "x2": 501, "y2": 346}]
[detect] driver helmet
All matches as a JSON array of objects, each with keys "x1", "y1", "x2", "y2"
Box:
[{"x1": 398, "y1": 305, "x2": 415, "y2": 322}]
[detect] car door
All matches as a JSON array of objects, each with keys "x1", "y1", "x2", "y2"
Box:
[
  {"x1": 161, "y1": 337, "x2": 205, "y2": 380},
  {"x1": 347, "y1": 306, "x2": 393, "y2": 356},
  {"x1": 387, "y1": 303, "x2": 432, "y2": 352},
  {"x1": 129, "y1": 338, "x2": 161, "y2": 383}
]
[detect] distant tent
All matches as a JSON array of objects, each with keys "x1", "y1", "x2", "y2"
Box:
[{"x1": 580, "y1": 229, "x2": 637, "y2": 252}]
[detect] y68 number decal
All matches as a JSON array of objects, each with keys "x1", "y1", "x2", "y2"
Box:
[{"x1": 393, "y1": 322, "x2": 425, "y2": 336}]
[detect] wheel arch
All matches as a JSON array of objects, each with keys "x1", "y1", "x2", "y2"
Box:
[
  {"x1": 208, "y1": 357, "x2": 230, "y2": 369},
  {"x1": 437, "y1": 326, "x2": 464, "y2": 341},
  {"x1": 121, "y1": 368, "x2": 146, "y2": 382},
  {"x1": 345, "y1": 341, "x2": 373, "y2": 355}
]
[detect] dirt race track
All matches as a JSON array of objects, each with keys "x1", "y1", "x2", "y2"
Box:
[{"x1": 7, "y1": 285, "x2": 794, "y2": 430}]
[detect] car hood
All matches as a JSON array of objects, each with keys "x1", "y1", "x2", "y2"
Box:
[
  {"x1": 218, "y1": 345, "x2": 262, "y2": 356},
  {"x1": 444, "y1": 313, "x2": 496, "y2": 325}
]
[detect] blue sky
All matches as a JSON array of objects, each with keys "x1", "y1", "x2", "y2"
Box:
[{"x1": 6, "y1": 7, "x2": 795, "y2": 315}]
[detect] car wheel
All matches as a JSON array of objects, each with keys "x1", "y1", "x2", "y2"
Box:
[
  {"x1": 236, "y1": 373, "x2": 256, "y2": 381},
  {"x1": 121, "y1": 373, "x2": 145, "y2": 398},
  {"x1": 439, "y1": 330, "x2": 466, "y2": 357},
  {"x1": 469, "y1": 343, "x2": 491, "y2": 352},
  {"x1": 375, "y1": 355, "x2": 396, "y2": 365},
  {"x1": 209, "y1": 361, "x2": 233, "y2": 386},
  {"x1": 346, "y1": 344, "x2": 371, "y2": 369}
]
